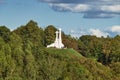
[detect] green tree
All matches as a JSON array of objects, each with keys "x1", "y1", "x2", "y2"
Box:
[
  {"x1": 100, "y1": 38, "x2": 112, "y2": 64},
  {"x1": 14, "y1": 20, "x2": 44, "y2": 47},
  {"x1": 44, "y1": 25, "x2": 57, "y2": 46},
  {"x1": 23, "y1": 41, "x2": 37, "y2": 80},
  {"x1": 78, "y1": 35, "x2": 102, "y2": 58},
  {"x1": 109, "y1": 62, "x2": 120, "y2": 80},
  {"x1": 8, "y1": 33, "x2": 25, "y2": 78},
  {"x1": 0, "y1": 26, "x2": 10, "y2": 42},
  {"x1": 109, "y1": 36, "x2": 120, "y2": 62}
]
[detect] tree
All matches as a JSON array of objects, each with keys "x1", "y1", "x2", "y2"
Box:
[
  {"x1": 23, "y1": 41, "x2": 37, "y2": 80},
  {"x1": 0, "y1": 37, "x2": 7, "y2": 79},
  {"x1": 0, "y1": 26, "x2": 10, "y2": 42},
  {"x1": 109, "y1": 62, "x2": 120, "y2": 80},
  {"x1": 63, "y1": 35, "x2": 78, "y2": 51},
  {"x1": 109, "y1": 36, "x2": 120, "y2": 62},
  {"x1": 78, "y1": 35, "x2": 102, "y2": 58},
  {"x1": 44, "y1": 25, "x2": 57, "y2": 46},
  {"x1": 8, "y1": 33, "x2": 25, "y2": 78},
  {"x1": 14, "y1": 20, "x2": 45, "y2": 47}
]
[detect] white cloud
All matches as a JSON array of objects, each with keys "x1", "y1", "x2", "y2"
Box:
[
  {"x1": 101, "y1": 5, "x2": 120, "y2": 13},
  {"x1": 69, "y1": 26, "x2": 120, "y2": 37},
  {"x1": 40, "y1": 0, "x2": 120, "y2": 18},
  {"x1": 110, "y1": 25, "x2": 120, "y2": 33},
  {"x1": 71, "y1": 4, "x2": 90, "y2": 12},
  {"x1": 49, "y1": 3, "x2": 71, "y2": 11},
  {"x1": 69, "y1": 29, "x2": 87, "y2": 37},
  {"x1": 96, "y1": 13, "x2": 116, "y2": 18},
  {"x1": 49, "y1": 3, "x2": 90, "y2": 12},
  {"x1": 90, "y1": 29, "x2": 109, "y2": 37}
]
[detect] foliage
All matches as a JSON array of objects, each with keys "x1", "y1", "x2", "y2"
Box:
[
  {"x1": 63, "y1": 35, "x2": 78, "y2": 51},
  {"x1": 0, "y1": 20, "x2": 120, "y2": 80},
  {"x1": 78, "y1": 35, "x2": 120, "y2": 65},
  {"x1": 0, "y1": 26, "x2": 10, "y2": 42},
  {"x1": 44, "y1": 25, "x2": 57, "y2": 46},
  {"x1": 13, "y1": 20, "x2": 44, "y2": 47}
]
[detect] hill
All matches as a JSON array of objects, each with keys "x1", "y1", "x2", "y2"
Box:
[
  {"x1": 38, "y1": 48, "x2": 113, "y2": 80},
  {"x1": 0, "y1": 20, "x2": 120, "y2": 80}
]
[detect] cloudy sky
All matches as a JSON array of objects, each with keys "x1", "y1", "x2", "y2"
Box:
[{"x1": 0, "y1": 0, "x2": 120, "y2": 37}]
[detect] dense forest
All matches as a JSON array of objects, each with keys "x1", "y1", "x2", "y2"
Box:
[{"x1": 0, "y1": 20, "x2": 120, "y2": 80}]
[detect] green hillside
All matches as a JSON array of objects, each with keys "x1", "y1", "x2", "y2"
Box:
[
  {"x1": 39, "y1": 48, "x2": 113, "y2": 80},
  {"x1": 45, "y1": 48, "x2": 83, "y2": 58},
  {"x1": 0, "y1": 20, "x2": 120, "y2": 80}
]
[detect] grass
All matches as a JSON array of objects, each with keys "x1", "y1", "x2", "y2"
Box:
[{"x1": 44, "y1": 48, "x2": 83, "y2": 59}]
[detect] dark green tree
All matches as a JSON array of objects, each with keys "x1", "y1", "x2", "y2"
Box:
[
  {"x1": 44, "y1": 25, "x2": 57, "y2": 46},
  {"x1": 0, "y1": 26, "x2": 10, "y2": 42},
  {"x1": 8, "y1": 33, "x2": 25, "y2": 78},
  {"x1": 23, "y1": 40, "x2": 37, "y2": 80},
  {"x1": 14, "y1": 20, "x2": 44, "y2": 47}
]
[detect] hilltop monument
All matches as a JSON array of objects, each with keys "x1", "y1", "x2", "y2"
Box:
[{"x1": 47, "y1": 28, "x2": 64, "y2": 49}]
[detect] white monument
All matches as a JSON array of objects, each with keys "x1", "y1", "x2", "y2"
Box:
[{"x1": 47, "y1": 28, "x2": 64, "y2": 49}]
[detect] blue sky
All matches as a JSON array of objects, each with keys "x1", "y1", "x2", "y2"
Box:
[{"x1": 0, "y1": 0, "x2": 120, "y2": 37}]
